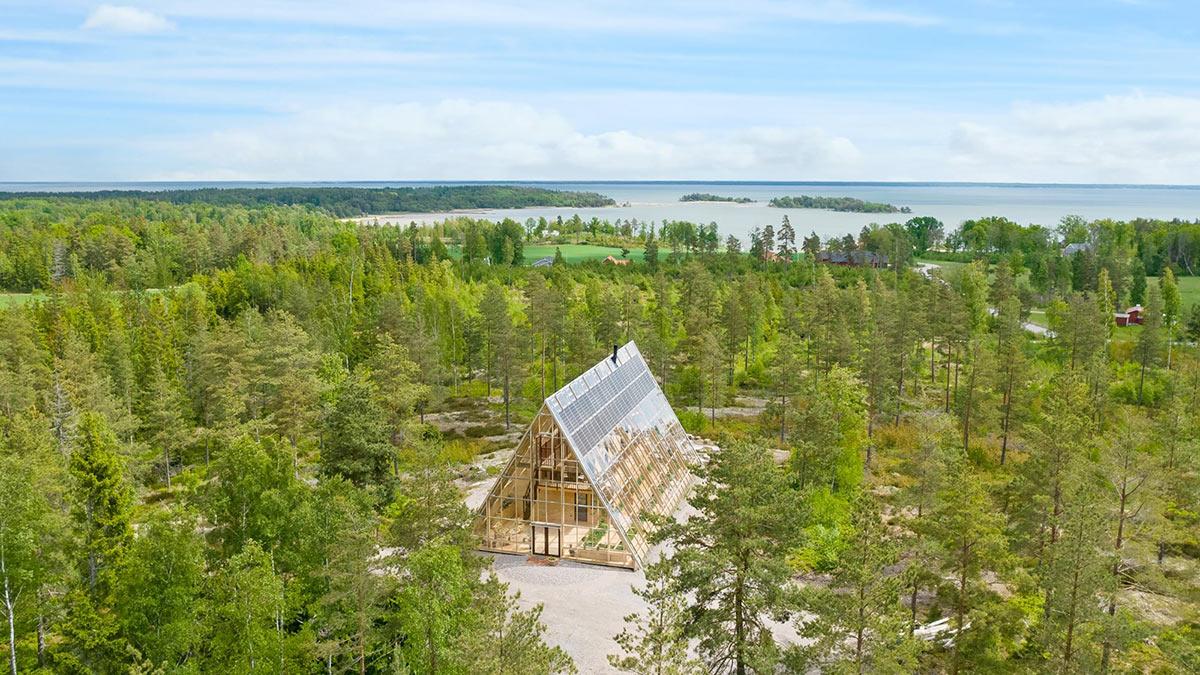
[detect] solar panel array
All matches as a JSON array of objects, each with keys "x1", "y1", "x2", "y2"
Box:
[{"x1": 548, "y1": 344, "x2": 656, "y2": 467}]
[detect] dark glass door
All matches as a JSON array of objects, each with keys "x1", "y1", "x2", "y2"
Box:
[{"x1": 532, "y1": 525, "x2": 561, "y2": 557}]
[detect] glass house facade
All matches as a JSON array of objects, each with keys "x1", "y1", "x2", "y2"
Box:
[{"x1": 474, "y1": 342, "x2": 696, "y2": 569}]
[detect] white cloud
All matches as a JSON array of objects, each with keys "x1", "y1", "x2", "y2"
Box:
[
  {"x1": 82, "y1": 5, "x2": 175, "y2": 34},
  {"x1": 153, "y1": 99, "x2": 862, "y2": 180},
  {"x1": 948, "y1": 94, "x2": 1200, "y2": 183}
]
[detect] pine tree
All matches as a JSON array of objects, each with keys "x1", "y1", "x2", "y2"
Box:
[
  {"x1": 777, "y1": 216, "x2": 796, "y2": 260},
  {"x1": 643, "y1": 234, "x2": 659, "y2": 271},
  {"x1": 1153, "y1": 382, "x2": 1200, "y2": 565},
  {"x1": 699, "y1": 327, "x2": 723, "y2": 424},
  {"x1": 655, "y1": 441, "x2": 802, "y2": 674},
  {"x1": 458, "y1": 573, "x2": 575, "y2": 674},
  {"x1": 792, "y1": 489, "x2": 922, "y2": 673},
  {"x1": 366, "y1": 333, "x2": 429, "y2": 446},
  {"x1": 387, "y1": 444, "x2": 474, "y2": 554},
  {"x1": 257, "y1": 311, "x2": 322, "y2": 446},
  {"x1": 70, "y1": 412, "x2": 134, "y2": 599},
  {"x1": 761, "y1": 223, "x2": 775, "y2": 259},
  {"x1": 480, "y1": 283, "x2": 528, "y2": 429},
  {"x1": 609, "y1": 561, "x2": 702, "y2": 675},
  {"x1": 802, "y1": 231, "x2": 821, "y2": 258},
  {"x1": 323, "y1": 370, "x2": 393, "y2": 486},
  {"x1": 1013, "y1": 373, "x2": 1093, "y2": 564},
  {"x1": 927, "y1": 454, "x2": 1007, "y2": 674},
  {"x1": 1134, "y1": 283, "x2": 1164, "y2": 404},
  {"x1": 1040, "y1": 461, "x2": 1112, "y2": 673},
  {"x1": 139, "y1": 363, "x2": 186, "y2": 488},
  {"x1": 1097, "y1": 413, "x2": 1155, "y2": 671},
  {"x1": 993, "y1": 294, "x2": 1027, "y2": 465},
  {"x1": 769, "y1": 334, "x2": 802, "y2": 444}
]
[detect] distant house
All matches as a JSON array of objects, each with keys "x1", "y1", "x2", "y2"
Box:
[
  {"x1": 532, "y1": 256, "x2": 554, "y2": 268},
  {"x1": 1061, "y1": 242, "x2": 1092, "y2": 257},
  {"x1": 762, "y1": 250, "x2": 787, "y2": 263},
  {"x1": 603, "y1": 255, "x2": 630, "y2": 266},
  {"x1": 1114, "y1": 305, "x2": 1143, "y2": 327},
  {"x1": 817, "y1": 250, "x2": 889, "y2": 268}
]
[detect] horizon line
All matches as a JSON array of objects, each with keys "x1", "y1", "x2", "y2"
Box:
[{"x1": 4, "y1": 179, "x2": 1200, "y2": 190}]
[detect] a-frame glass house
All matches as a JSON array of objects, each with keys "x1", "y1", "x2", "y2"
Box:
[{"x1": 474, "y1": 341, "x2": 695, "y2": 569}]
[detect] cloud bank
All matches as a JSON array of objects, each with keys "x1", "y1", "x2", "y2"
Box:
[
  {"x1": 150, "y1": 94, "x2": 1200, "y2": 184},
  {"x1": 949, "y1": 94, "x2": 1200, "y2": 183},
  {"x1": 159, "y1": 100, "x2": 863, "y2": 181}
]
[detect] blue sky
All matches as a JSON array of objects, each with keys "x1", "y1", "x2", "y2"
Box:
[{"x1": 3, "y1": 1, "x2": 1200, "y2": 182}]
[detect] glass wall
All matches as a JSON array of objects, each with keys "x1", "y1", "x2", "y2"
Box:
[{"x1": 474, "y1": 342, "x2": 694, "y2": 570}]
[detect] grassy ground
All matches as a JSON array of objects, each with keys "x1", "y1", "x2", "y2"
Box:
[
  {"x1": 915, "y1": 258, "x2": 969, "y2": 276},
  {"x1": 1158, "y1": 274, "x2": 1200, "y2": 309},
  {"x1": 0, "y1": 292, "x2": 39, "y2": 308},
  {"x1": 521, "y1": 244, "x2": 644, "y2": 264},
  {"x1": 445, "y1": 243, "x2": 646, "y2": 265},
  {"x1": 1025, "y1": 275, "x2": 1199, "y2": 332}
]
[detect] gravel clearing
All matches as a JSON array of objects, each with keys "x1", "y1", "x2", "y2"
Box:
[
  {"x1": 469, "y1": 437, "x2": 802, "y2": 672},
  {"x1": 488, "y1": 553, "x2": 642, "y2": 673}
]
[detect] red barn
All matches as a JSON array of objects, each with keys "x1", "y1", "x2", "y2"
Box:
[{"x1": 1114, "y1": 305, "x2": 1143, "y2": 327}]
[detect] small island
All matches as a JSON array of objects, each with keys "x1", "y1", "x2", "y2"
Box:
[
  {"x1": 680, "y1": 193, "x2": 754, "y2": 204},
  {"x1": 769, "y1": 195, "x2": 911, "y2": 213}
]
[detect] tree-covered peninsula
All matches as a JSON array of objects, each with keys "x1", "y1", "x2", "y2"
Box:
[{"x1": 0, "y1": 184, "x2": 616, "y2": 218}]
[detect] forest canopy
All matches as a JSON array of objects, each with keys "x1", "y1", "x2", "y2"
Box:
[
  {"x1": 0, "y1": 184, "x2": 616, "y2": 218},
  {"x1": 0, "y1": 194, "x2": 1198, "y2": 673}
]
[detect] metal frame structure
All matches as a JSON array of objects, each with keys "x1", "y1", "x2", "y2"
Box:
[{"x1": 474, "y1": 342, "x2": 696, "y2": 569}]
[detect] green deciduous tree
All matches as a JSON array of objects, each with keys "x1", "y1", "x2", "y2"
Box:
[
  {"x1": 206, "y1": 539, "x2": 285, "y2": 673},
  {"x1": 114, "y1": 509, "x2": 206, "y2": 668},
  {"x1": 0, "y1": 413, "x2": 62, "y2": 675},
  {"x1": 1159, "y1": 267, "x2": 1181, "y2": 368}
]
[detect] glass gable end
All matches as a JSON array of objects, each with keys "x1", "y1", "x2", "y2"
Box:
[{"x1": 474, "y1": 342, "x2": 695, "y2": 569}]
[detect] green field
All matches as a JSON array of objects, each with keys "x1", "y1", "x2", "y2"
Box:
[
  {"x1": 0, "y1": 292, "x2": 39, "y2": 308},
  {"x1": 1159, "y1": 274, "x2": 1200, "y2": 310},
  {"x1": 915, "y1": 258, "x2": 968, "y2": 275},
  {"x1": 1024, "y1": 275, "x2": 1199, "y2": 331},
  {"x1": 445, "y1": 243, "x2": 647, "y2": 265},
  {"x1": 522, "y1": 244, "x2": 644, "y2": 264}
]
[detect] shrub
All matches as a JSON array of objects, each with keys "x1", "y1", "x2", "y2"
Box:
[{"x1": 464, "y1": 424, "x2": 506, "y2": 438}]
